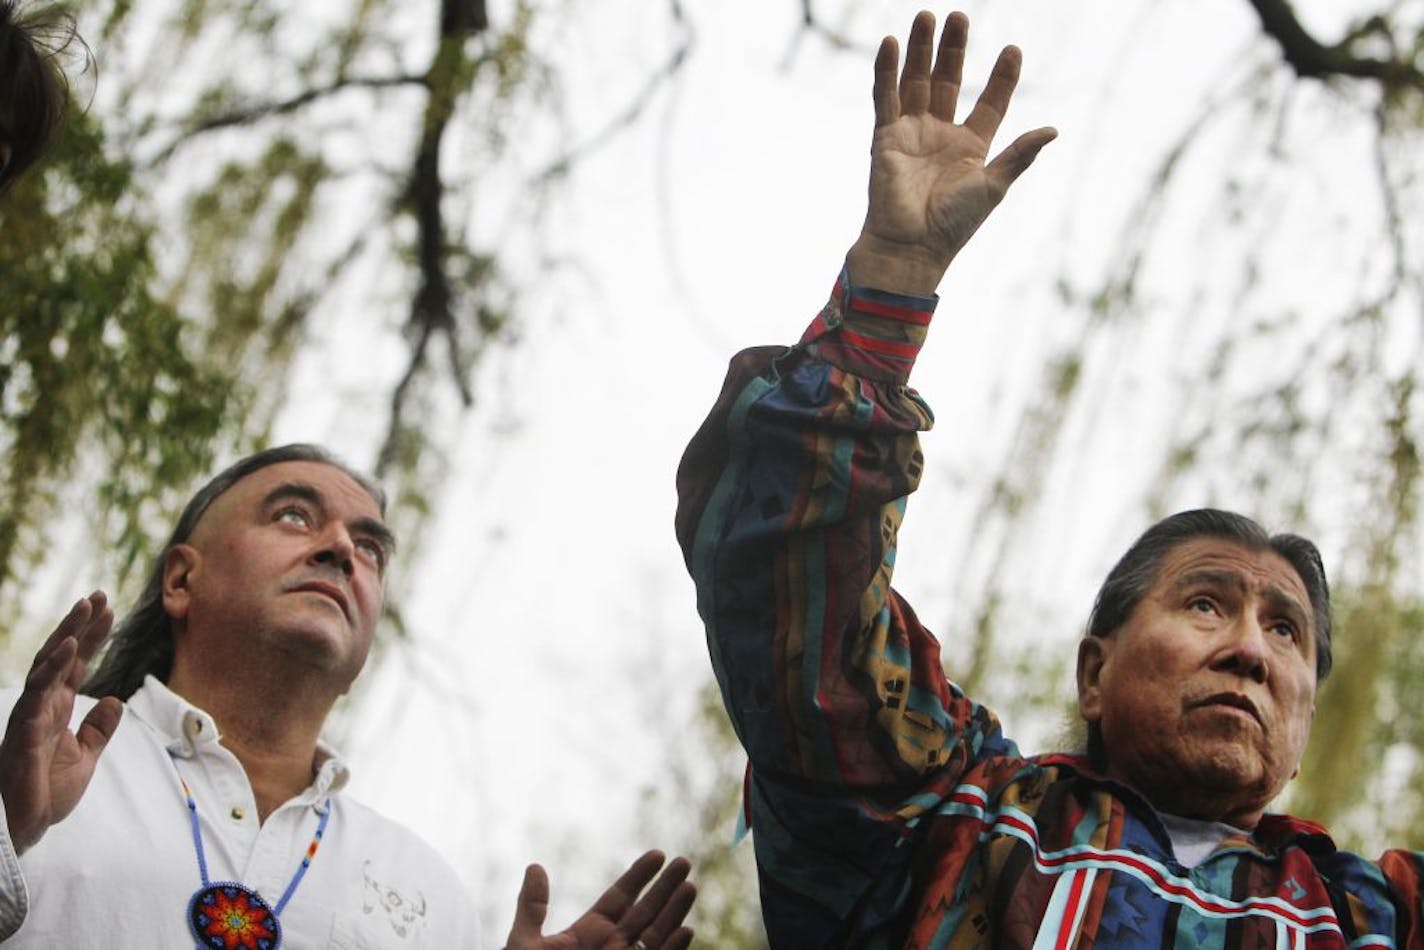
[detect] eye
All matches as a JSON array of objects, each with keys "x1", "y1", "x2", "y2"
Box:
[
  {"x1": 275, "y1": 505, "x2": 311, "y2": 528},
  {"x1": 1187, "y1": 596, "x2": 1218, "y2": 615},
  {"x1": 355, "y1": 537, "x2": 387, "y2": 570},
  {"x1": 1268, "y1": 619, "x2": 1299, "y2": 641}
]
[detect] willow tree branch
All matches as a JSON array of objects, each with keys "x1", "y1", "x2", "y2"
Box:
[
  {"x1": 378, "y1": 0, "x2": 487, "y2": 477},
  {"x1": 1244, "y1": 0, "x2": 1421, "y2": 86},
  {"x1": 151, "y1": 74, "x2": 427, "y2": 165}
]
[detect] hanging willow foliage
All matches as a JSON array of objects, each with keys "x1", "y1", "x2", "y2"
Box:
[
  {"x1": 0, "y1": 107, "x2": 236, "y2": 606},
  {"x1": 0, "y1": 0, "x2": 560, "y2": 630}
]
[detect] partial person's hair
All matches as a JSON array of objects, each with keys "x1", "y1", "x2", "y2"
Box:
[
  {"x1": 83, "y1": 444, "x2": 389, "y2": 700},
  {"x1": 0, "y1": 0, "x2": 84, "y2": 191},
  {"x1": 1082, "y1": 508, "x2": 1333, "y2": 770}
]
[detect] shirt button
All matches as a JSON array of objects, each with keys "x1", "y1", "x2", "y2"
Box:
[{"x1": 230, "y1": 806, "x2": 246, "y2": 820}]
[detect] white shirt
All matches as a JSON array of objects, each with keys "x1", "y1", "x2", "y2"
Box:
[
  {"x1": 0, "y1": 677, "x2": 481, "y2": 947},
  {"x1": 1159, "y1": 810, "x2": 1249, "y2": 868}
]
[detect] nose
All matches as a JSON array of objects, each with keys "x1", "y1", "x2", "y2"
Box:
[
  {"x1": 309, "y1": 524, "x2": 355, "y2": 577},
  {"x1": 1210, "y1": 616, "x2": 1269, "y2": 683}
]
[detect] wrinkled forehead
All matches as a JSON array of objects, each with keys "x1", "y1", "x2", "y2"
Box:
[{"x1": 1155, "y1": 537, "x2": 1311, "y2": 614}]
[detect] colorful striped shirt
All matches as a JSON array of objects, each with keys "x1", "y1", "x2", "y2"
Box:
[{"x1": 675, "y1": 270, "x2": 1424, "y2": 948}]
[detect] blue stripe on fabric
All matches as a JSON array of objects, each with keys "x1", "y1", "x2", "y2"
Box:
[
  {"x1": 924, "y1": 786, "x2": 1348, "y2": 936},
  {"x1": 690, "y1": 372, "x2": 778, "y2": 699}
]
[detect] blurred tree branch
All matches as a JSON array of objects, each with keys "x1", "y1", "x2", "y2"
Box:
[
  {"x1": 151, "y1": 74, "x2": 427, "y2": 164},
  {"x1": 1246, "y1": 0, "x2": 1423, "y2": 87}
]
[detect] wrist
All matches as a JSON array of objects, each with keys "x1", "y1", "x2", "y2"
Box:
[{"x1": 845, "y1": 235, "x2": 952, "y2": 297}]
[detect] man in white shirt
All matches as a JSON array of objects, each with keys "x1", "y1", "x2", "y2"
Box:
[{"x1": 0, "y1": 443, "x2": 695, "y2": 948}]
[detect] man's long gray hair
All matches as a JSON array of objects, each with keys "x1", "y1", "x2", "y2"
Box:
[{"x1": 82, "y1": 444, "x2": 386, "y2": 700}]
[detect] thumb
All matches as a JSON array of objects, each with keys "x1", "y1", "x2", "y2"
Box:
[
  {"x1": 985, "y1": 125, "x2": 1057, "y2": 193},
  {"x1": 505, "y1": 863, "x2": 551, "y2": 948},
  {"x1": 76, "y1": 697, "x2": 123, "y2": 758}
]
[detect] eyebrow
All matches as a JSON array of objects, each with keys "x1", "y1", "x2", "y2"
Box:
[
  {"x1": 262, "y1": 482, "x2": 397, "y2": 558},
  {"x1": 1170, "y1": 568, "x2": 1310, "y2": 630}
]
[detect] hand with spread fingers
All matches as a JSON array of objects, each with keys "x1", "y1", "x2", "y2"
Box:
[
  {"x1": 0, "y1": 591, "x2": 123, "y2": 856},
  {"x1": 505, "y1": 850, "x2": 696, "y2": 950},
  {"x1": 846, "y1": 9, "x2": 1057, "y2": 296}
]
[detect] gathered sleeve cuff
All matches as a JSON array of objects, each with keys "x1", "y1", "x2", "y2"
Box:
[
  {"x1": 799, "y1": 266, "x2": 938, "y2": 383},
  {"x1": 0, "y1": 793, "x2": 29, "y2": 939}
]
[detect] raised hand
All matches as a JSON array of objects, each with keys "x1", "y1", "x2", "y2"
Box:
[
  {"x1": 505, "y1": 850, "x2": 695, "y2": 950},
  {"x1": 0, "y1": 591, "x2": 123, "y2": 855},
  {"x1": 847, "y1": 10, "x2": 1057, "y2": 295}
]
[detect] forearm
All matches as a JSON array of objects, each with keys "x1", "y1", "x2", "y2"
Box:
[{"x1": 677, "y1": 269, "x2": 1000, "y2": 795}]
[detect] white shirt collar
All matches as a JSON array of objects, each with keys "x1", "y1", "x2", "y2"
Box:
[{"x1": 125, "y1": 674, "x2": 351, "y2": 796}]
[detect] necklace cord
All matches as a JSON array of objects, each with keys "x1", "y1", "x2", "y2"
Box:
[{"x1": 180, "y1": 775, "x2": 332, "y2": 946}]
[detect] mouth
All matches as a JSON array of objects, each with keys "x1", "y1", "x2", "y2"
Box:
[
  {"x1": 1192, "y1": 692, "x2": 1261, "y2": 724},
  {"x1": 291, "y1": 581, "x2": 350, "y2": 620}
]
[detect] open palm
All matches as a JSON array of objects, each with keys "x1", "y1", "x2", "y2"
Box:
[{"x1": 850, "y1": 11, "x2": 1056, "y2": 294}]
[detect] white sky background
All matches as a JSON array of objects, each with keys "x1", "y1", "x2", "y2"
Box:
[{"x1": 6, "y1": 0, "x2": 1402, "y2": 944}]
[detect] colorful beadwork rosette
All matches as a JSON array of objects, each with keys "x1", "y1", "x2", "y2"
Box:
[{"x1": 188, "y1": 882, "x2": 282, "y2": 950}]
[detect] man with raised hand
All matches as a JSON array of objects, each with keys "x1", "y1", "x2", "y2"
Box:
[
  {"x1": 0, "y1": 444, "x2": 694, "y2": 948},
  {"x1": 677, "y1": 9, "x2": 1422, "y2": 947}
]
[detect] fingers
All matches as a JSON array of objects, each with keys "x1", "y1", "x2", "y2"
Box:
[
  {"x1": 929, "y1": 11, "x2": 968, "y2": 121},
  {"x1": 897, "y1": 10, "x2": 936, "y2": 116},
  {"x1": 661, "y1": 928, "x2": 693, "y2": 950},
  {"x1": 504, "y1": 863, "x2": 551, "y2": 946},
  {"x1": 871, "y1": 35, "x2": 900, "y2": 128},
  {"x1": 72, "y1": 593, "x2": 112, "y2": 664},
  {"x1": 29, "y1": 591, "x2": 110, "y2": 685},
  {"x1": 985, "y1": 125, "x2": 1058, "y2": 192},
  {"x1": 23, "y1": 635, "x2": 78, "y2": 697},
  {"x1": 611, "y1": 856, "x2": 695, "y2": 948},
  {"x1": 69, "y1": 596, "x2": 112, "y2": 692},
  {"x1": 962, "y1": 44, "x2": 1023, "y2": 146},
  {"x1": 31, "y1": 594, "x2": 99, "y2": 672},
  {"x1": 587, "y1": 849, "x2": 666, "y2": 922}
]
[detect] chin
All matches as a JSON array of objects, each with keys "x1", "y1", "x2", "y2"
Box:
[
  {"x1": 1181, "y1": 757, "x2": 1273, "y2": 815},
  {"x1": 267, "y1": 617, "x2": 362, "y2": 666}
]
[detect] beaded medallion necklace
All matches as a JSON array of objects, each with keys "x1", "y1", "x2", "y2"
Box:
[{"x1": 180, "y1": 777, "x2": 331, "y2": 950}]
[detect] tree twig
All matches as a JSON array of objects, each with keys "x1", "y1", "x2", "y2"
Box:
[
  {"x1": 1244, "y1": 0, "x2": 1420, "y2": 86},
  {"x1": 151, "y1": 74, "x2": 427, "y2": 165}
]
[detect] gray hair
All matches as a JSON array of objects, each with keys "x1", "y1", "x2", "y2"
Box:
[
  {"x1": 1082, "y1": 508, "x2": 1332, "y2": 769},
  {"x1": 83, "y1": 444, "x2": 387, "y2": 699}
]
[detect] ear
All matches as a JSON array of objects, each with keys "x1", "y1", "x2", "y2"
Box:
[
  {"x1": 1076, "y1": 636, "x2": 1110, "y2": 724},
  {"x1": 162, "y1": 544, "x2": 199, "y2": 624}
]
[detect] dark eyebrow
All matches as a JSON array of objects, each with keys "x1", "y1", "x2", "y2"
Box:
[
  {"x1": 262, "y1": 482, "x2": 323, "y2": 511},
  {"x1": 262, "y1": 482, "x2": 397, "y2": 558},
  {"x1": 1260, "y1": 586, "x2": 1309, "y2": 632},
  {"x1": 1170, "y1": 568, "x2": 1310, "y2": 631}
]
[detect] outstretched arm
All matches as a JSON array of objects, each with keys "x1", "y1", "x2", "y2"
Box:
[
  {"x1": 847, "y1": 10, "x2": 1056, "y2": 295},
  {"x1": 676, "y1": 10, "x2": 1053, "y2": 944},
  {"x1": 0, "y1": 591, "x2": 122, "y2": 856}
]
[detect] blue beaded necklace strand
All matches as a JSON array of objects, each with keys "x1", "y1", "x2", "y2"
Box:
[{"x1": 181, "y1": 777, "x2": 332, "y2": 950}]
